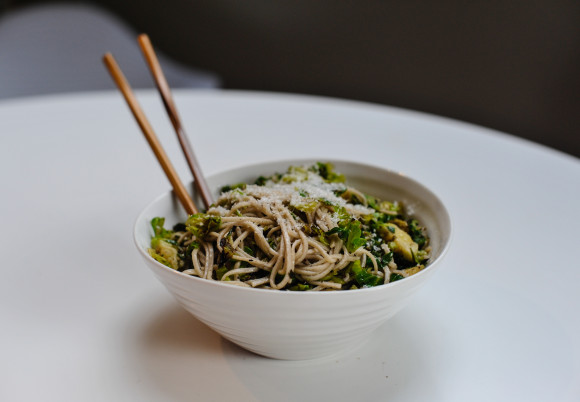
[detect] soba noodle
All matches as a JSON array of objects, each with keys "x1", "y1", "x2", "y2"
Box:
[{"x1": 149, "y1": 163, "x2": 430, "y2": 291}]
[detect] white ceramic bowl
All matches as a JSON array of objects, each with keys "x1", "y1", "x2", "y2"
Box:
[{"x1": 134, "y1": 159, "x2": 452, "y2": 360}]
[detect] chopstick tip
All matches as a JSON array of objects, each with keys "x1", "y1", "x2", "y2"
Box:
[
  {"x1": 138, "y1": 33, "x2": 151, "y2": 45},
  {"x1": 102, "y1": 52, "x2": 114, "y2": 63}
]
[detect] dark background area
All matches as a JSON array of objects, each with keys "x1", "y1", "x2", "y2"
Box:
[{"x1": 3, "y1": 0, "x2": 580, "y2": 157}]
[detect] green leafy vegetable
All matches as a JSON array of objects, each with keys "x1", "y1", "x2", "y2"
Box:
[
  {"x1": 216, "y1": 266, "x2": 229, "y2": 280},
  {"x1": 148, "y1": 217, "x2": 180, "y2": 269},
  {"x1": 293, "y1": 200, "x2": 320, "y2": 213},
  {"x1": 313, "y1": 162, "x2": 345, "y2": 183},
  {"x1": 326, "y1": 219, "x2": 366, "y2": 252},
  {"x1": 220, "y1": 183, "x2": 246, "y2": 192},
  {"x1": 346, "y1": 221, "x2": 367, "y2": 252},
  {"x1": 389, "y1": 273, "x2": 405, "y2": 283},
  {"x1": 408, "y1": 219, "x2": 427, "y2": 247},
  {"x1": 151, "y1": 217, "x2": 172, "y2": 238},
  {"x1": 149, "y1": 237, "x2": 179, "y2": 269},
  {"x1": 350, "y1": 260, "x2": 383, "y2": 287},
  {"x1": 311, "y1": 225, "x2": 329, "y2": 246},
  {"x1": 289, "y1": 283, "x2": 312, "y2": 291},
  {"x1": 254, "y1": 176, "x2": 267, "y2": 186},
  {"x1": 186, "y1": 214, "x2": 222, "y2": 240}
]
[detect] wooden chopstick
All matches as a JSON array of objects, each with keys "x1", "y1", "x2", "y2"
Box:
[
  {"x1": 137, "y1": 34, "x2": 214, "y2": 210},
  {"x1": 102, "y1": 52, "x2": 198, "y2": 215}
]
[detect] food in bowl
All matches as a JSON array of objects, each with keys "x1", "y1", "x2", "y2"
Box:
[
  {"x1": 148, "y1": 162, "x2": 431, "y2": 291},
  {"x1": 135, "y1": 159, "x2": 451, "y2": 360}
]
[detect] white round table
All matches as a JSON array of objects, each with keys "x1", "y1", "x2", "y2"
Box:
[{"x1": 1, "y1": 90, "x2": 578, "y2": 401}]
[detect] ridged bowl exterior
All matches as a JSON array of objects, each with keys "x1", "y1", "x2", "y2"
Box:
[{"x1": 134, "y1": 159, "x2": 452, "y2": 360}]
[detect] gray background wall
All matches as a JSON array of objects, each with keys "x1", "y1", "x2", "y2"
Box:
[{"x1": 4, "y1": 0, "x2": 580, "y2": 157}]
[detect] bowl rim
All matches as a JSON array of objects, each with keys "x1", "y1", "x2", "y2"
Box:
[{"x1": 133, "y1": 158, "x2": 453, "y2": 297}]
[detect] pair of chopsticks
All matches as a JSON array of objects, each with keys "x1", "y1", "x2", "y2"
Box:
[{"x1": 103, "y1": 34, "x2": 212, "y2": 215}]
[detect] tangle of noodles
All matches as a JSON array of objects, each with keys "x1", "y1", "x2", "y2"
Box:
[{"x1": 149, "y1": 163, "x2": 430, "y2": 291}]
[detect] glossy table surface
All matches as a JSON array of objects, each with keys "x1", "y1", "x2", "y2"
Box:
[{"x1": 1, "y1": 90, "x2": 578, "y2": 401}]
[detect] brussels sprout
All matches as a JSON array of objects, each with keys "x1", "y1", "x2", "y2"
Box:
[
  {"x1": 149, "y1": 237, "x2": 179, "y2": 269},
  {"x1": 379, "y1": 223, "x2": 419, "y2": 262}
]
